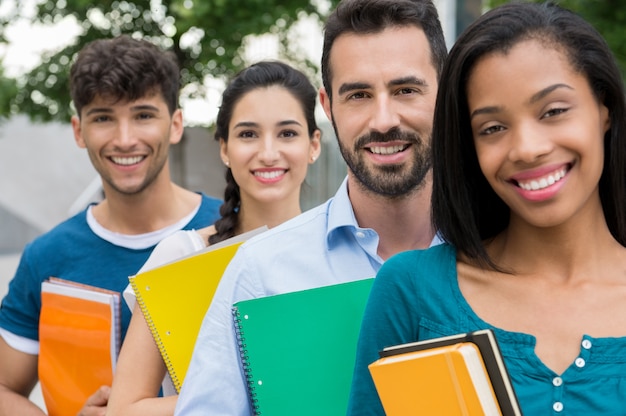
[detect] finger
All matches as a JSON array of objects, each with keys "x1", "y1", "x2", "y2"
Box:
[{"x1": 84, "y1": 385, "x2": 111, "y2": 406}]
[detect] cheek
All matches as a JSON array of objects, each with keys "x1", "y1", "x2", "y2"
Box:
[
  {"x1": 286, "y1": 144, "x2": 314, "y2": 174},
  {"x1": 333, "y1": 109, "x2": 360, "y2": 134},
  {"x1": 226, "y1": 145, "x2": 255, "y2": 166},
  {"x1": 588, "y1": 134, "x2": 606, "y2": 178}
]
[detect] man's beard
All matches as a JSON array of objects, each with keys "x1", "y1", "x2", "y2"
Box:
[{"x1": 334, "y1": 122, "x2": 432, "y2": 198}]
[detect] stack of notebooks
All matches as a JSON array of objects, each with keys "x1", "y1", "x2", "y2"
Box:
[
  {"x1": 368, "y1": 329, "x2": 522, "y2": 416},
  {"x1": 39, "y1": 277, "x2": 121, "y2": 416}
]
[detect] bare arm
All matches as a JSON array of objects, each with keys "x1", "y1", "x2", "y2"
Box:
[
  {"x1": 106, "y1": 304, "x2": 177, "y2": 416},
  {"x1": 0, "y1": 336, "x2": 45, "y2": 416}
]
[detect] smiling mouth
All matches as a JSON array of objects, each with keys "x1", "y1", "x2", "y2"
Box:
[
  {"x1": 111, "y1": 156, "x2": 145, "y2": 166},
  {"x1": 254, "y1": 170, "x2": 286, "y2": 179},
  {"x1": 366, "y1": 144, "x2": 410, "y2": 155},
  {"x1": 514, "y1": 166, "x2": 569, "y2": 191}
]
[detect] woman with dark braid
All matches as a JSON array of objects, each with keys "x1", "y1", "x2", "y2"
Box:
[{"x1": 107, "y1": 60, "x2": 321, "y2": 415}]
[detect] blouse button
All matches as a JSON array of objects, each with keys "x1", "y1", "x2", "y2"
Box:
[
  {"x1": 553, "y1": 402, "x2": 564, "y2": 412},
  {"x1": 575, "y1": 357, "x2": 586, "y2": 368},
  {"x1": 581, "y1": 339, "x2": 592, "y2": 349},
  {"x1": 355, "y1": 231, "x2": 366, "y2": 238},
  {"x1": 552, "y1": 377, "x2": 563, "y2": 387}
]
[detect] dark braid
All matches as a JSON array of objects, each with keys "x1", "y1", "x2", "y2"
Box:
[
  {"x1": 207, "y1": 60, "x2": 319, "y2": 245},
  {"x1": 208, "y1": 169, "x2": 240, "y2": 245}
]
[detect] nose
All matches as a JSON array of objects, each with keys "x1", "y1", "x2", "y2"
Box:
[
  {"x1": 508, "y1": 122, "x2": 554, "y2": 163},
  {"x1": 113, "y1": 120, "x2": 138, "y2": 149},
  {"x1": 258, "y1": 134, "x2": 280, "y2": 164},
  {"x1": 368, "y1": 94, "x2": 400, "y2": 134}
]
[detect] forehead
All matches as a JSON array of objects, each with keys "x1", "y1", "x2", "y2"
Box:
[
  {"x1": 83, "y1": 90, "x2": 166, "y2": 109},
  {"x1": 328, "y1": 25, "x2": 437, "y2": 93},
  {"x1": 467, "y1": 39, "x2": 581, "y2": 101},
  {"x1": 230, "y1": 86, "x2": 307, "y2": 123}
]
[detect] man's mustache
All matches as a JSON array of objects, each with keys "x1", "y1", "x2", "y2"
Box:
[{"x1": 354, "y1": 127, "x2": 421, "y2": 149}]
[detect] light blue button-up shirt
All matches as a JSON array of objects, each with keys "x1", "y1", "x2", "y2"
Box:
[{"x1": 175, "y1": 177, "x2": 441, "y2": 415}]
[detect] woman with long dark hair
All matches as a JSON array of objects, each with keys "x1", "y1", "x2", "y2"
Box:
[
  {"x1": 348, "y1": 2, "x2": 626, "y2": 414},
  {"x1": 107, "y1": 61, "x2": 321, "y2": 415}
]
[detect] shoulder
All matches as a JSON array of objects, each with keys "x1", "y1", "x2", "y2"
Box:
[
  {"x1": 138, "y1": 230, "x2": 205, "y2": 273},
  {"x1": 189, "y1": 193, "x2": 222, "y2": 227},
  {"x1": 387, "y1": 243, "x2": 454, "y2": 265},
  {"x1": 23, "y1": 209, "x2": 92, "y2": 252},
  {"x1": 199, "y1": 192, "x2": 222, "y2": 210},
  {"x1": 198, "y1": 225, "x2": 216, "y2": 242},
  {"x1": 239, "y1": 200, "x2": 331, "y2": 251},
  {"x1": 379, "y1": 244, "x2": 456, "y2": 283}
]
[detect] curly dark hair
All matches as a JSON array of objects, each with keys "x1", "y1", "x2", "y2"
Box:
[{"x1": 70, "y1": 35, "x2": 180, "y2": 116}]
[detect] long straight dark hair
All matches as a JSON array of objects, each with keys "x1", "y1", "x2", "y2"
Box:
[{"x1": 431, "y1": 1, "x2": 626, "y2": 268}]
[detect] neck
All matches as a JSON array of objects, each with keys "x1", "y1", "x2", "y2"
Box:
[
  {"x1": 237, "y1": 193, "x2": 302, "y2": 234},
  {"x1": 488, "y1": 200, "x2": 622, "y2": 281},
  {"x1": 92, "y1": 177, "x2": 200, "y2": 235},
  {"x1": 348, "y1": 172, "x2": 435, "y2": 260}
]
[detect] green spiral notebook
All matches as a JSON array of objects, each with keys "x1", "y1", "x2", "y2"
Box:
[{"x1": 231, "y1": 277, "x2": 374, "y2": 416}]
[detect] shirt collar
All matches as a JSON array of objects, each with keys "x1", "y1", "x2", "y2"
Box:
[{"x1": 325, "y1": 176, "x2": 443, "y2": 251}]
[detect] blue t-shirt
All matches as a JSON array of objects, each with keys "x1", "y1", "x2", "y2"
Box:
[
  {"x1": 0, "y1": 193, "x2": 221, "y2": 349},
  {"x1": 348, "y1": 243, "x2": 626, "y2": 415}
]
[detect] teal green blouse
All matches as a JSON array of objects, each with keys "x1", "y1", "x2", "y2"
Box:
[{"x1": 348, "y1": 243, "x2": 626, "y2": 415}]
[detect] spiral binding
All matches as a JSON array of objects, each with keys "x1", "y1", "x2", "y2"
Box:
[
  {"x1": 112, "y1": 294, "x2": 122, "y2": 362},
  {"x1": 129, "y1": 279, "x2": 182, "y2": 392},
  {"x1": 232, "y1": 306, "x2": 261, "y2": 414}
]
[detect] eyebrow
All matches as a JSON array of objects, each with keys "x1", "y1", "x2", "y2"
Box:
[
  {"x1": 84, "y1": 107, "x2": 113, "y2": 116},
  {"x1": 84, "y1": 104, "x2": 160, "y2": 116},
  {"x1": 529, "y1": 83, "x2": 573, "y2": 104},
  {"x1": 233, "y1": 120, "x2": 303, "y2": 129},
  {"x1": 469, "y1": 83, "x2": 574, "y2": 120},
  {"x1": 337, "y1": 76, "x2": 428, "y2": 96}
]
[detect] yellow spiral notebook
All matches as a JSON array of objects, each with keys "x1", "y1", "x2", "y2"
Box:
[{"x1": 129, "y1": 227, "x2": 266, "y2": 392}]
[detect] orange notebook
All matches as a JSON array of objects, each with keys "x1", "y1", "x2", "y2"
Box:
[
  {"x1": 369, "y1": 329, "x2": 522, "y2": 416},
  {"x1": 39, "y1": 277, "x2": 120, "y2": 416},
  {"x1": 369, "y1": 343, "x2": 501, "y2": 416},
  {"x1": 369, "y1": 342, "x2": 501, "y2": 416}
]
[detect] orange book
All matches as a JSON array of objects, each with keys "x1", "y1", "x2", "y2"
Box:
[
  {"x1": 369, "y1": 342, "x2": 500, "y2": 415},
  {"x1": 39, "y1": 277, "x2": 120, "y2": 416},
  {"x1": 369, "y1": 329, "x2": 522, "y2": 416}
]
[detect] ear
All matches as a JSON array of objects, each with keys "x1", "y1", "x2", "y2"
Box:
[
  {"x1": 219, "y1": 138, "x2": 229, "y2": 166},
  {"x1": 169, "y1": 109, "x2": 184, "y2": 145},
  {"x1": 71, "y1": 115, "x2": 86, "y2": 149},
  {"x1": 319, "y1": 87, "x2": 333, "y2": 124},
  {"x1": 309, "y1": 129, "x2": 322, "y2": 164}
]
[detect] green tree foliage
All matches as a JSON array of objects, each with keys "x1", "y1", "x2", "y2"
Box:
[
  {"x1": 486, "y1": 0, "x2": 626, "y2": 76},
  {"x1": 0, "y1": 67, "x2": 18, "y2": 121},
  {"x1": 0, "y1": 0, "x2": 341, "y2": 124}
]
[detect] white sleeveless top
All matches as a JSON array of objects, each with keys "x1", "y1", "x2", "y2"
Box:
[{"x1": 123, "y1": 229, "x2": 207, "y2": 396}]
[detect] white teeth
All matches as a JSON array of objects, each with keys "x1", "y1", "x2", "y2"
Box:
[
  {"x1": 518, "y1": 167, "x2": 567, "y2": 191},
  {"x1": 112, "y1": 156, "x2": 143, "y2": 165},
  {"x1": 369, "y1": 145, "x2": 406, "y2": 155},
  {"x1": 254, "y1": 170, "x2": 285, "y2": 179}
]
